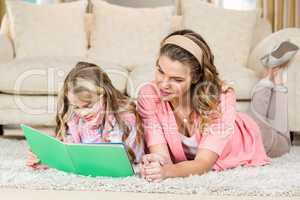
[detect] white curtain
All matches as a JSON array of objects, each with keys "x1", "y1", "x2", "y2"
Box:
[{"x1": 214, "y1": 0, "x2": 256, "y2": 10}]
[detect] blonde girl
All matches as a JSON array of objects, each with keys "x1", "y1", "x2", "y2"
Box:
[{"x1": 27, "y1": 62, "x2": 144, "y2": 169}]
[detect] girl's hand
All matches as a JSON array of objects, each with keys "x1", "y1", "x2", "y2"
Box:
[
  {"x1": 140, "y1": 153, "x2": 168, "y2": 182},
  {"x1": 26, "y1": 150, "x2": 48, "y2": 170}
]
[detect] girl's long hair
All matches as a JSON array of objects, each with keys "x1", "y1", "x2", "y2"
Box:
[
  {"x1": 159, "y1": 29, "x2": 233, "y2": 133},
  {"x1": 55, "y1": 62, "x2": 143, "y2": 161}
]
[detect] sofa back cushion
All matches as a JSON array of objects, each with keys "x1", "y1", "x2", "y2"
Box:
[
  {"x1": 181, "y1": 0, "x2": 259, "y2": 70},
  {"x1": 6, "y1": 0, "x2": 88, "y2": 59},
  {"x1": 0, "y1": 57, "x2": 128, "y2": 95},
  {"x1": 88, "y1": 0, "x2": 174, "y2": 71}
]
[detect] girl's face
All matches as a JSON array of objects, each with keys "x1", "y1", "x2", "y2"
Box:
[
  {"x1": 155, "y1": 55, "x2": 193, "y2": 102},
  {"x1": 67, "y1": 90, "x2": 104, "y2": 125}
]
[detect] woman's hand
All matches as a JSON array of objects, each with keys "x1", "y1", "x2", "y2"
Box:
[
  {"x1": 140, "y1": 153, "x2": 169, "y2": 182},
  {"x1": 26, "y1": 150, "x2": 48, "y2": 170}
]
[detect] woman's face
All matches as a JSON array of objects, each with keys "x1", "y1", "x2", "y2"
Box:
[{"x1": 155, "y1": 55, "x2": 193, "y2": 102}]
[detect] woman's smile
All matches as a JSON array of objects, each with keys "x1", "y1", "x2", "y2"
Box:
[{"x1": 159, "y1": 89, "x2": 172, "y2": 97}]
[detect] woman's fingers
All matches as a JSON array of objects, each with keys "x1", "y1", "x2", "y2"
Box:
[
  {"x1": 142, "y1": 153, "x2": 159, "y2": 165},
  {"x1": 142, "y1": 155, "x2": 150, "y2": 165},
  {"x1": 144, "y1": 166, "x2": 161, "y2": 175},
  {"x1": 145, "y1": 174, "x2": 163, "y2": 182},
  {"x1": 143, "y1": 153, "x2": 168, "y2": 166},
  {"x1": 144, "y1": 161, "x2": 161, "y2": 169},
  {"x1": 146, "y1": 154, "x2": 161, "y2": 163},
  {"x1": 140, "y1": 161, "x2": 161, "y2": 178},
  {"x1": 139, "y1": 163, "x2": 146, "y2": 178}
]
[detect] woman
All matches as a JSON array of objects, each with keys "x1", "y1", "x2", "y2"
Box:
[{"x1": 137, "y1": 29, "x2": 298, "y2": 182}]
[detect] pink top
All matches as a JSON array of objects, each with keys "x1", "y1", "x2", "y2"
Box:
[
  {"x1": 65, "y1": 112, "x2": 144, "y2": 163},
  {"x1": 137, "y1": 82, "x2": 271, "y2": 171}
]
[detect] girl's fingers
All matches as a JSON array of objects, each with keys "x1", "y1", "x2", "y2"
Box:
[
  {"x1": 27, "y1": 159, "x2": 37, "y2": 166},
  {"x1": 26, "y1": 161, "x2": 33, "y2": 167},
  {"x1": 27, "y1": 150, "x2": 40, "y2": 167},
  {"x1": 27, "y1": 160, "x2": 40, "y2": 167},
  {"x1": 28, "y1": 151, "x2": 38, "y2": 159},
  {"x1": 27, "y1": 150, "x2": 48, "y2": 170},
  {"x1": 26, "y1": 157, "x2": 36, "y2": 166},
  {"x1": 28, "y1": 156, "x2": 40, "y2": 164},
  {"x1": 31, "y1": 163, "x2": 48, "y2": 170},
  {"x1": 35, "y1": 164, "x2": 48, "y2": 170}
]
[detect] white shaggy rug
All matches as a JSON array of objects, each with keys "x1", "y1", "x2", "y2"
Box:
[{"x1": 1, "y1": 137, "x2": 300, "y2": 197}]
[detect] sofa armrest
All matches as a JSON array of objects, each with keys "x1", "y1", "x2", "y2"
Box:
[
  {"x1": 247, "y1": 28, "x2": 300, "y2": 77},
  {"x1": 247, "y1": 28, "x2": 300, "y2": 132},
  {"x1": 0, "y1": 34, "x2": 14, "y2": 64}
]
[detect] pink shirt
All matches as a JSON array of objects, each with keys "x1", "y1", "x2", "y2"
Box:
[
  {"x1": 137, "y1": 82, "x2": 271, "y2": 171},
  {"x1": 65, "y1": 112, "x2": 144, "y2": 163}
]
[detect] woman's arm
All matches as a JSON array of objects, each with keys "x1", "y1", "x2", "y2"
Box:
[
  {"x1": 148, "y1": 144, "x2": 173, "y2": 164},
  {"x1": 162, "y1": 148, "x2": 218, "y2": 178},
  {"x1": 142, "y1": 148, "x2": 218, "y2": 181}
]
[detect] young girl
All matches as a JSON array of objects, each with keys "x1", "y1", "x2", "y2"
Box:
[
  {"x1": 27, "y1": 62, "x2": 144, "y2": 169},
  {"x1": 138, "y1": 29, "x2": 298, "y2": 182}
]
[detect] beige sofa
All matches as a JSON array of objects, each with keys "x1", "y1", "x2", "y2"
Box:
[{"x1": 0, "y1": 0, "x2": 299, "y2": 135}]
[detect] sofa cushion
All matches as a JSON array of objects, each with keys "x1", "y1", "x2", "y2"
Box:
[
  {"x1": 0, "y1": 57, "x2": 128, "y2": 95},
  {"x1": 0, "y1": 94, "x2": 57, "y2": 125},
  {"x1": 218, "y1": 66, "x2": 259, "y2": 100},
  {"x1": 0, "y1": 93, "x2": 58, "y2": 114},
  {"x1": 126, "y1": 66, "x2": 155, "y2": 98},
  {"x1": 6, "y1": 0, "x2": 87, "y2": 59},
  {"x1": 181, "y1": 0, "x2": 259, "y2": 71},
  {"x1": 88, "y1": 0, "x2": 174, "y2": 71}
]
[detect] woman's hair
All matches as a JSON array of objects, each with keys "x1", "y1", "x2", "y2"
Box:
[
  {"x1": 55, "y1": 62, "x2": 143, "y2": 161},
  {"x1": 159, "y1": 29, "x2": 232, "y2": 132}
]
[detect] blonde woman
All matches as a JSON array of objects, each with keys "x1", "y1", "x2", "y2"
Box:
[{"x1": 138, "y1": 29, "x2": 298, "y2": 182}]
